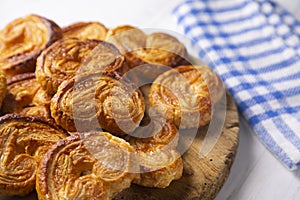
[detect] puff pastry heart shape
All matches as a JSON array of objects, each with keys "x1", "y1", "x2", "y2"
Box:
[
  {"x1": 50, "y1": 72, "x2": 145, "y2": 134},
  {"x1": 149, "y1": 65, "x2": 212, "y2": 129},
  {"x1": 0, "y1": 14, "x2": 62, "y2": 76},
  {"x1": 37, "y1": 132, "x2": 138, "y2": 200},
  {"x1": 126, "y1": 122, "x2": 183, "y2": 188},
  {"x1": 35, "y1": 38, "x2": 125, "y2": 96},
  {"x1": 0, "y1": 114, "x2": 68, "y2": 196}
]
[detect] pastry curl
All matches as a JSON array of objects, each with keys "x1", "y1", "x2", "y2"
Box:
[
  {"x1": 36, "y1": 38, "x2": 125, "y2": 96},
  {"x1": 50, "y1": 72, "x2": 145, "y2": 134},
  {"x1": 106, "y1": 25, "x2": 187, "y2": 80},
  {"x1": 0, "y1": 14, "x2": 62, "y2": 76},
  {"x1": 0, "y1": 114, "x2": 68, "y2": 196},
  {"x1": 127, "y1": 122, "x2": 179, "y2": 152},
  {"x1": 63, "y1": 22, "x2": 108, "y2": 40},
  {"x1": 149, "y1": 65, "x2": 212, "y2": 129},
  {"x1": 1, "y1": 73, "x2": 51, "y2": 119},
  {"x1": 37, "y1": 132, "x2": 138, "y2": 200},
  {"x1": 127, "y1": 122, "x2": 182, "y2": 188}
]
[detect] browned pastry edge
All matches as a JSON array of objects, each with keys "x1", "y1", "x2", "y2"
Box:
[
  {"x1": 0, "y1": 14, "x2": 62, "y2": 76},
  {"x1": 0, "y1": 72, "x2": 6, "y2": 108},
  {"x1": 6, "y1": 72, "x2": 35, "y2": 85},
  {"x1": 50, "y1": 76, "x2": 77, "y2": 132},
  {"x1": 0, "y1": 113, "x2": 66, "y2": 131},
  {"x1": 37, "y1": 134, "x2": 74, "y2": 200}
]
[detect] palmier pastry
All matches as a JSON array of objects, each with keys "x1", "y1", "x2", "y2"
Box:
[
  {"x1": 1, "y1": 73, "x2": 51, "y2": 119},
  {"x1": 0, "y1": 71, "x2": 7, "y2": 108},
  {"x1": 37, "y1": 132, "x2": 138, "y2": 200},
  {"x1": 106, "y1": 25, "x2": 187, "y2": 79},
  {"x1": 0, "y1": 14, "x2": 62, "y2": 76},
  {"x1": 63, "y1": 22, "x2": 108, "y2": 40},
  {"x1": 51, "y1": 72, "x2": 145, "y2": 134},
  {"x1": 149, "y1": 65, "x2": 212, "y2": 129},
  {"x1": 134, "y1": 147, "x2": 182, "y2": 188},
  {"x1": 127, "y1": 122, "x2": 182, "y2": 188},
  {"x1": 0, "y1": 114, "x2": 68, "y2": 196},
  {"x1": 36, "y1": 38, "x2": 125, "y2": 96}
]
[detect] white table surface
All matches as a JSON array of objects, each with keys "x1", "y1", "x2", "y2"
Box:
[{"x1": 1, "y1": 0, "x2": 300, "y2": 199}]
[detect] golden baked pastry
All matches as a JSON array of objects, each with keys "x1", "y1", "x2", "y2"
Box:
[
  {"x1": 106, "y1": 25, "x2": 187, "y2": 79},
  {"x1": 149, "y1": 65, "x2": 212, "y2": 129},
  {"x1": 0, "y1": 14, "x2": 62, "y2": 76},
  {"x1": 0, "y1": 14, "x2": 219, "y2": 198},
  {"x1": 36, "y1": 38, "x2": 125, "y2": 96},
  {"x1": 195, "y1": 65, "x2": 224, "y2": 104},
  {"x1": 37, "y1": 132, "x2": 138, "y2": 200},
  {"x1": 134, "y1": 147, "x2": 182, "y2": 188},
  {"x1": 1, "y1": 73, "x2": 51, "y2": 119},
  {"x1": 126, "y1": 122, "x2": 182, "y2": 188},
  {"x1": 20, "y1": 105, "x2": 51, "y2": 120},
  {"x1": 63, "y1": 22, "x2": 108, "y2": 40},
  {"x1": 51, "y1": 72, "x2": 145, "y2": 134},
  {"x1": 105, "y1": 25, "x2": 146, "y2": 55},
  {"x1": 31, "y1": 86, "x2": 52, "y2": 107},
  {"x1": 1, "y1": 73, "x2": 40, "y2": 114},
  {"x1": 127, "y1": 122, "x2": 179, "y2": 151},
  {"x1": 0, "y1": 71, "x2": 7, "y2": 108},
  {"x1": 0, "y1": 114, "x2": 68, "y2": 196}
]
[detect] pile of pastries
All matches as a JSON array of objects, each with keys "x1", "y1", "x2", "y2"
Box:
[{"x1": 0, "y1": 14, "x2": 223, "y2": 199}]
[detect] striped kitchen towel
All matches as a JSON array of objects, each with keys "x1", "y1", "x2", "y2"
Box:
[{"x1": 173, "y1": 0, "x2": 300, "y2": 170}]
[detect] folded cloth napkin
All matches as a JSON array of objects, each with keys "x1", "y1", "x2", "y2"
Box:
[{"x1": 173, "y1": 0, "x2": 300, "y2": 170}]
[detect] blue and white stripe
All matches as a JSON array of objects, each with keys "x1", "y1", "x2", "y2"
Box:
[{"x1": 174, "y1": 0, "x2": 300, "y2": 170}]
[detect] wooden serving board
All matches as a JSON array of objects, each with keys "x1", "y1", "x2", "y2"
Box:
[{"x1": 1, "y1": 92, "x2": 239, "y2": 200}]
